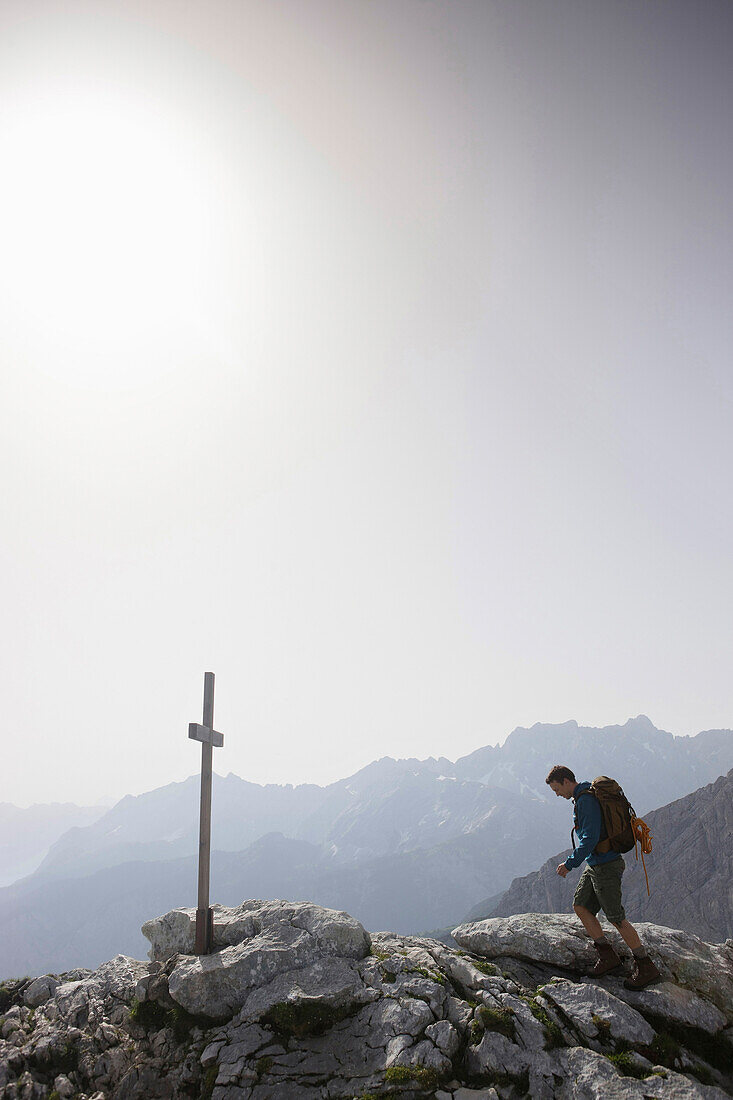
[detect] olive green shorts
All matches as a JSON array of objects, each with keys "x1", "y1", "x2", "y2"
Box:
[{"x1": 573, "y1": 857, "x2": 626, "y2": 925}]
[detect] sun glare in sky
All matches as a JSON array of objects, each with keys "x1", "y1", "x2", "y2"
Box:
[
  {"x1": 1, "y1": 0, "x2": 732, "y2": 807},
  {"x1": 1, "y1": 73, "x2": 218, "y2": 389}
]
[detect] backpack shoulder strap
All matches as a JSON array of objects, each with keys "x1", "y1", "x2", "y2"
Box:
[
  {"x1": 571, "y1": 788, "x2": 595, "y2": 849},
  {"x1": 573, "y1": 789, "x2": 595, "y2": 812}
]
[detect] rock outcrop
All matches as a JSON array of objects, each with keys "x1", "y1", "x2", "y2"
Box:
[{"x1": 1, "y1": 901, "x2": 732, "y2": 1098}]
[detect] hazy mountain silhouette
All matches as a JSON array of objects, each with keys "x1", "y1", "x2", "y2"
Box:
[
  {"x1": 26, "y1": 715, "x2": 733, "y2": 885},
  {"x1": 0, "y1": 802, "x2": 107, "y2": 887},
  {"x1": 2, "y1": 716, "x2": 731, "y2": 975}
]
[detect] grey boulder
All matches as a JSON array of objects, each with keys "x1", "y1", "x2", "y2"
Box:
[
  {"x1": 142, "y1": 899, "x2": 370, "y2": 963},
  {"x1": 540, "y1": 977, "x2": 656, "y2": 1045},
  {"x1": 452, "y1": 914, "x2": 733, "y2": 1018},
  {"x1": 149, "y1": 901, "x2": 373, "y2": 1022},
  {"x1": 23, "y1": 976, "x2": 60, "y2": 1009}
]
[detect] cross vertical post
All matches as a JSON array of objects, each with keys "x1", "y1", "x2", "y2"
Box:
[
  {"x1": 196, "y1": 671, "x2": 214, "y2": 954},
  {"x1": 188, "y1": 671, "x2": 224, "y2": 955}
]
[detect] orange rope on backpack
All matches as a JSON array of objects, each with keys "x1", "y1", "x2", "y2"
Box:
[{"x1": 631, "y1": 816, "x2": 653, "y2": 897}]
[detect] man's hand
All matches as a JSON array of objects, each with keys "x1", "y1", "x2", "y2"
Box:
[{"x1": 556, "y1": 863, "x2": 569, "y2": 878}]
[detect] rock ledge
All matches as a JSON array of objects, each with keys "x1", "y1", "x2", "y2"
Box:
[{"x1": 0, "y1": 903, "x2": 731, "y2": 1099}]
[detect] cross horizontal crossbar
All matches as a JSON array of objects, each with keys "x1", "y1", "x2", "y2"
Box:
[{"x1": 188, "y1": 722, "x2": 224, "y2": 748}]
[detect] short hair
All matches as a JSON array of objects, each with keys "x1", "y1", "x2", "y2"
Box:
[{"x1": 545, "y1": 764, "x2": 576, "y2": 786}]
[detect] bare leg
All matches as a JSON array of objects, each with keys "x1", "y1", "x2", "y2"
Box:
[
  {"x1": 612, "y1": 919, "x2": 643, "y2": 951},
  {"x1": 573, "y1": 904, "x2": 604, "y2": 940}
]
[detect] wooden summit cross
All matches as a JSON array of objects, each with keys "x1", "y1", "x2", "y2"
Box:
[{"x1": 188, "y1": 671, "x2": 224, "y2": 954}]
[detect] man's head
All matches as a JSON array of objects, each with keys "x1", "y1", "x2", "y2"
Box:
[{"x1": 545, "y1": 764, "x2": 577, "y2": 799}]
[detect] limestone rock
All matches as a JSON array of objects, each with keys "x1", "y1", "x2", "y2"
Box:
[
  {"x1": 452, "y1": 913, "x2": 733, "y2": 1018},
  {"x1": 163, "y1": 904, "x2": 373, "y2": 1021},
  {"x1": 142, "y1": 899, "x2": 370, "y2": 963},
  {"x1": 608, "y1": 980, "x2": 728, "y2": 1034},
  {"x1": 541, "y1": 977, "x2": 656, "y2": 1045},
  {"x1": 23, "y1": 976, "x2": 59, "y2": 1008},
  {"x1": 453, "y1": 912, "x2": 595, "y2": 969},
  {"x1": 2, "y1": 904, "x2": 733, "y2": 1098},
  {"x1": 554, "y1": 1045, "x2": 730, "y2": 1098},
  {"x1": 426, "y1": 1019, "x2": 461, "y2": 1056},
  {"x1": 451, "y1": 1090, "x2": 500, "y2": 1100}
]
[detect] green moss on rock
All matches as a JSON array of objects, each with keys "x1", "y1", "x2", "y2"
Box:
[
  {"x1": 477, "y1": 1003, "x2": 516, "y2": 1040},
  {"x1": 407, "y1": 965, "x2": 446, "y2": 984},
  {"x1": 384, "y1": 1064, "x2": 441, "y2": 1089},
  {"x1": 129, "y1": 996, "x2": 212, "y2": 1043},
  {"x1": 129, "y1": 997, "x2": 169, "y2": 1030},
  {"x1": 470, "y1": 958, "x2": 498, "y2": 977},
  {"x1": 525, "y1": 996, "x2": 564, "y2": 1050},
  {"x1": 254, "y1": 1055, "x2": 273, "y2": 1080},
  {"x1": 260, "y1": 999, "x2": 359, "y2": 1038},
  {"x1": 645, "y1": 1029, "x2": 681, "y2": 1066},
  {"x1": 606, "y1": 1051, "x2": 651, "y2": 1080},
  {"x1": 592, "y1": 1013, "x2": 612, "y2": 1045}
]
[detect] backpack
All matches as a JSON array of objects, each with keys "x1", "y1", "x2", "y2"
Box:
[
  {"x1": 587, "y1": 776, "x2": 637, "y2": 854},
  {"x1": 572, "y1": 776, "x2": 654, "y2": 896}
]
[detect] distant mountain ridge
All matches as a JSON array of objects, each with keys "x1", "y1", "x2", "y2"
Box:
[
  {"x1": 2, "y1": 715, "x2": 731, "y2": 975},
  {"x1": 0, "y1": 792, "x2": 570, "y2": 975},
  {"x1": 0, "y1": 802, "x2": 106, "y2": 888},
  {"x1": 26, "y1": 714, "x2": 733, "y2": 886},
  {"x1": 478, "y1": 768, "x2": 733, "y2": 943},
  {"x1": 451, "y1": 715, "x2": 733, "y2": 813}
]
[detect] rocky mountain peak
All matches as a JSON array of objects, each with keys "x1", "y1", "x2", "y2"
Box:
[
  {"x1": 2, "y1": 902, "x2": 732, "y2": 1099},
  {"x1": 627, "y1": 715, "x2": 656, "y2": 729}
]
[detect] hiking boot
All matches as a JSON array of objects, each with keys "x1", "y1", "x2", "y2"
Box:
[
  {"x1": 588, "y1": 940, "x2": 623, "y2": 977},
  {"x1": 624, "y1": 955, "x2": 661, "y2": 990}
]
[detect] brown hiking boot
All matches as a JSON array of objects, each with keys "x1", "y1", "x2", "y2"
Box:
[
  {"x1": 624, "y1": 955, "x2": 661, "y2": 990},
  {"x1": 588, "y1": 940, "x2": 623, "y2": 976}
]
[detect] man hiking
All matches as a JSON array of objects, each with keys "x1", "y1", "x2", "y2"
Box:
[{"x1": 545, "y1": 764, "x2": 661, "y2": 990}]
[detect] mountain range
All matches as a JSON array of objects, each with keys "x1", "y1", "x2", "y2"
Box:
[
  {"x1": 1, "y1": 714, "x2": 731, "y2": 977},
  {"x1": 0, "y1": 801, "x2": 106, "y2": 888}
]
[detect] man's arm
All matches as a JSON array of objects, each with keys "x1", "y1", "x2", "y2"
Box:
[{"x1": 563, "y1": 794, "x2": 601, "y2": 870}]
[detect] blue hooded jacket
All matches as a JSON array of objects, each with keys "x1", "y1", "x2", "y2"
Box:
[{"x1": 564, "y1": 782, "x2": 621, "y2": 870}]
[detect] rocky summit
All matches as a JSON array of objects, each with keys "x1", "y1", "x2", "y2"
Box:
[{"x1": 1, "y1": 902, "x2": 732, "y2": 1100}]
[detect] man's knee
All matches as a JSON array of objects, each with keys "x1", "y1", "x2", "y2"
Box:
[{"x1": 574, "y1": 904, "x2": 591, "y2": 918}]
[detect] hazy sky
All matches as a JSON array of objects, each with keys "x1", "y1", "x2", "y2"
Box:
[{"x1": 1, "y1": 0, "x2": 731, "y2": 808}]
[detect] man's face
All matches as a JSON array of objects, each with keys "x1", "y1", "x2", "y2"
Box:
[{"x1": 549, "y1": 779, "x2": 575, "y2": 799}]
